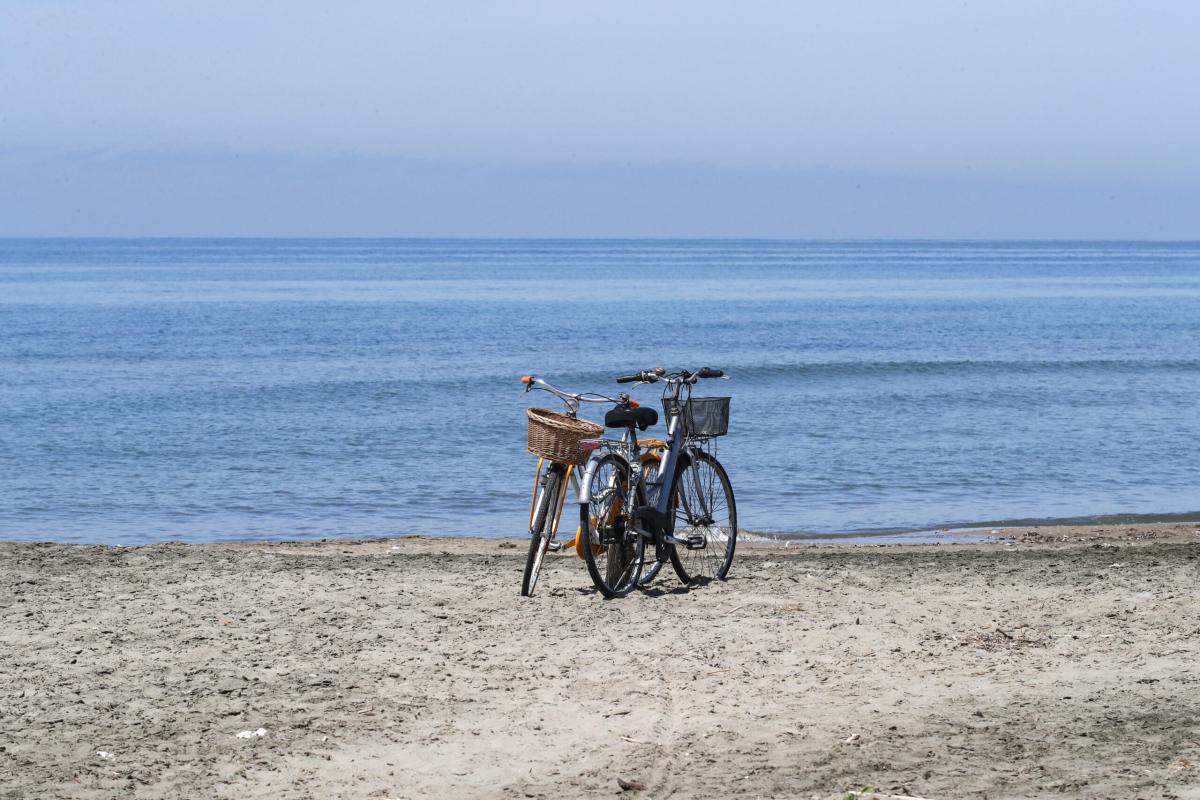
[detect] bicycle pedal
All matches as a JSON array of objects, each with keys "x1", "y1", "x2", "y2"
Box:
[
  {"x1": 685, "y1": 534, "x2": 707, "y2": 550},
  {"x1": 546, "y1": 541, "x2": 564, "y2": 552}
]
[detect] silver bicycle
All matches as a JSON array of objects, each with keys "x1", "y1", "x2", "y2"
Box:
[{"x1": 576, "y1": 367, "x2": 737, "y2": 598}]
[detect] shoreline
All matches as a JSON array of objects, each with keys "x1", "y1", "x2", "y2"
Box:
[
  {"x1": 3, "y1": 522, "x2": 1198, "y2": 798},
  {"x1": 2, "y1": 513, "x2": 1200, "y2": 551}
]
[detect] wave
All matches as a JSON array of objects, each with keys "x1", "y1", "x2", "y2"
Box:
[
  {"x1": 724, "y1": 358, "x2": 1200, "y2": 381},
  {"x1": 751, "y1": 510, "x2": 1200, "y2": 542}
]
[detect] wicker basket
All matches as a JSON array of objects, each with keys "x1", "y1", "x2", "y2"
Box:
[{"x1": 527, "y1": 408, "x2": 603, "y2": 465}]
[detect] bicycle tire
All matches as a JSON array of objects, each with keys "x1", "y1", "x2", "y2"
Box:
[
  {"x1": 521, "y1": 466, "x2": 562, "y2": 597},
  {"x1": 580, "y1": 453, "x2": 644, "y2": 597},
  {"x1": 669, "y1": 451, "x2": 737, "y2": 585}
]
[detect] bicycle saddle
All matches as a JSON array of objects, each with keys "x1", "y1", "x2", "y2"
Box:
[{"x1": 604, "y1": 406, "x2": 659, "y2": 431}]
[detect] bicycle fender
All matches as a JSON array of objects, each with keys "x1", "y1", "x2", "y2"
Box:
[{"x1": 576, "y1": 453, "x2": 604, "y2": 505}]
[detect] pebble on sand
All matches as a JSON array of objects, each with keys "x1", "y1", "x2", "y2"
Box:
[{"x1": 235, "y1": 728, "x2": 268, "y2": 739}]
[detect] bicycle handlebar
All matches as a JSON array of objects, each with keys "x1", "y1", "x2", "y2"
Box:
[
  {"x1": 521, "y1": 375, "x2": 619, "y2": 410},
  {"x1": 616, "y1": 371, "x2": 655, "y2": 384},
  {"x1": 616, "y1": 366, "x2": 727, "y2": 385},
  {"x1": 615, "y1": 367, "x2": 666, "y2": 384},
  {"x1": 679, "y1": 367, "x2": 729, "y2": 384}
]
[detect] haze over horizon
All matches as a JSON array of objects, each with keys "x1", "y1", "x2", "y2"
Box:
[{"x1": 2, "y1": 1, "x2": 1197, "y2": 238}]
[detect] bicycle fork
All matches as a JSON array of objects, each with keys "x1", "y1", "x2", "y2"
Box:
[{"x1": 529, "y1": 459, "x2": 576, "y2": 551}]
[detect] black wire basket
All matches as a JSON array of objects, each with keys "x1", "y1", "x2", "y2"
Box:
[{"x1": 662, "y1": 396, "x2": 730, "y2": 438}]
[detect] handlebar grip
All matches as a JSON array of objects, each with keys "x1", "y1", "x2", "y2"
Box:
[
  {"x1": 616, "y1": 369, "x2": 663, "y2": 384},
  {"x1": 697, "y1": 367, "x2": 725, "y2": 379}
]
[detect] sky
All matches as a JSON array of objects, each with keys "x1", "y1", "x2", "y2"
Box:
[{"x1": 1, "y1": 1, "x2": 1198, "y2": 238}]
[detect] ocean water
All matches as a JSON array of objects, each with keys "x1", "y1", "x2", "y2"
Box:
[{"x1": 2, "y1": 239, "x2": 1199, "y2": 544}]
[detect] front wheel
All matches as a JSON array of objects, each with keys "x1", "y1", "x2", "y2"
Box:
[
  {"x1": 580, "y1": 453, "x2": 644, "y2": 597},
  {"x1": 669, "y1": 451, "x2": 737, "y2": 585},
  {"x1": 521, "y1": 466, "x2": 563, "y2": 597}
]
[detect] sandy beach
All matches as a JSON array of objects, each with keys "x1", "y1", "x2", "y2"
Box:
[{"x1": 2, "y1": 523, "x2": 1199, "y2": 799}]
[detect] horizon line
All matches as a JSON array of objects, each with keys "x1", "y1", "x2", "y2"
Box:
[{"x1": 2, "y1": 236, "x2": 1199, "y2": 244}]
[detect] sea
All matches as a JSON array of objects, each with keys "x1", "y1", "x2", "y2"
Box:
[{"x1": 2, "y1": 239, "x2": 1199, "y2": 544}]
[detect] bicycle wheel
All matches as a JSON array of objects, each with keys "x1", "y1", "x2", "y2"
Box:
[
  {"x1": 521, "y1": 465, "x2": 562, "y2": 597},
  {"x1": 580, "y1": 453, "x2": 644, "y2": 597},
  {"x1": 669, "y1": 450, "x2": 737, "y2": 585}
]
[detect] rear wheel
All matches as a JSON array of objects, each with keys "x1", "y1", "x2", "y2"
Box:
[
  {"x1": 580, "y1": 453, "x2": 644, "y2": 597},
  {"x1": 521, "y1": 466, "x2": 562, "y2": 597},
  {"x1": 669, "y1": 451, "x2": 737, "y2": 585}
]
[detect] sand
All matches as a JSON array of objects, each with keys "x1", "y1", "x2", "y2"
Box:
[{"x1": 2, "y1": 523, "x2": 1199, "y2": 799}]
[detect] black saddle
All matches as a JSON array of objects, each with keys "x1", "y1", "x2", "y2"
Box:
[{"x1": 604, "y1": 406, "x2": 659, "y2": 431}]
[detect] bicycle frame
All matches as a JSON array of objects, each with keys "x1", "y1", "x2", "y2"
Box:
[{"x1": 577, "y1": 379, "x2": 711, "y2": 546}]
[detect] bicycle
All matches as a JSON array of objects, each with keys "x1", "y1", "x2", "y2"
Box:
[
  {"x1": 577, "y1": 367, "x2": 737, "y2": 598},
  {"x1": 518, "y1": 375, "x2": 666, "y2": 597}
]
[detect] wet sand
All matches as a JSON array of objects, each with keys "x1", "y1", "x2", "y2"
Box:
[{"x1": 2, "y1": 523, "x2": 1199, "y2": 799}]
